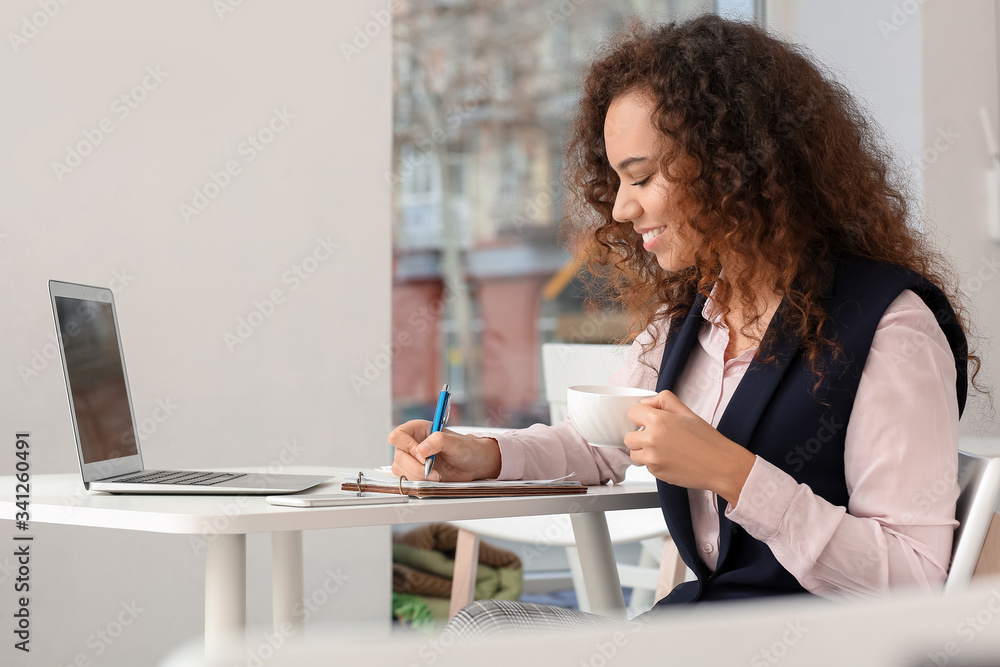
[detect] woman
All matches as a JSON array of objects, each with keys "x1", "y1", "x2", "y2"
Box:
[{"x1": 389, "y1": 15, "x2": 978, "y2": 631}]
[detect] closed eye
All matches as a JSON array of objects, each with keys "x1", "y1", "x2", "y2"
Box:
[{"x1": 630, "y1": 176, "x2": 651, "y2": 187}]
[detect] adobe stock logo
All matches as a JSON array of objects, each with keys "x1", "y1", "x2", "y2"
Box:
[
  {"x1": 224, "y1": 236, "x2": 339, "y2": 352},
  {"x1": 179, "y1": 107, "x2": 295, "y2": 223},
  {"x1": 339, "y1": 1, "x2": 406, "y2": 63},
  {"x1": 783, "y1": 413, "x2": 844, "y2": 473},
  {"x1": 750, "y1": 620, "x2": 809, "y2": 666},
  {"x1": 7, "y1": 0, "x2": 73, "y2": 54}
]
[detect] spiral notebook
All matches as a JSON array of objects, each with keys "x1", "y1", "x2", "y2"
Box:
[{"x1": 342, "y1": 472, "x2": 587, "y2": 498}]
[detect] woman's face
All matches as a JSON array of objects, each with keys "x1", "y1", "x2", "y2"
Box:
[{"x1": 604, "y1": 93, "x2": 697, "y2": 272}]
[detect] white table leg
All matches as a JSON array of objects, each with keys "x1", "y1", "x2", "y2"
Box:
[
  {"x1": 272, "y1": 531, "x2": 304, "y2": 633},
  {"x1": 205, "y1": 533, "x2": 247, "y2": 653},
  {"x1": 569, "y1": 512, "x2": 626, "y2": 620}
]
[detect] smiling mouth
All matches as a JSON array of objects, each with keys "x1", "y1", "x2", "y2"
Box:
[{"x1": 641, "y1": 226, "x2": 665, "y2": 250}]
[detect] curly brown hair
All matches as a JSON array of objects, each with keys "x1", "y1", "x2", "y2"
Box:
[{"x1": 565, "y1": 14, "x2": 981, "y2": 389}]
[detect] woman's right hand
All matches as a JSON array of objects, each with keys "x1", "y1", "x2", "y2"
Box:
[{"x1": 388, "y1": 420, "x2": 502, "y2": 482}]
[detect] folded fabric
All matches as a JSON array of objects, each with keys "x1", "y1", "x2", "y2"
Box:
[{"x1": 392, "y1": 523, "x2": 523, "y2": 624}]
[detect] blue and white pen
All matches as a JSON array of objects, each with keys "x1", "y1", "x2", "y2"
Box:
[{"x1": 424, "y1": 383, "x2": 451, "y2": 479}]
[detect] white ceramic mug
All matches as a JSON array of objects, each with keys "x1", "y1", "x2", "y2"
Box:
[{"x1": 567, "y1": 385, "x2": 657, "y2": 449}]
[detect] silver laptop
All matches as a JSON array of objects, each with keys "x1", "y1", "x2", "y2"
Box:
[{"x1": 49, "y1": 280, "x2": 331, "y2": 494}]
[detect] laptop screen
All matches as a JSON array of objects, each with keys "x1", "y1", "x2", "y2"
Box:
[{"x1": 54, "y1": 296, "x2": 138, "y2": 464}]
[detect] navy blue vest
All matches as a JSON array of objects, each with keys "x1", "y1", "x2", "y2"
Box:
[{"x1": 652, "y1": 255, "x2": 968, "y2": 606}]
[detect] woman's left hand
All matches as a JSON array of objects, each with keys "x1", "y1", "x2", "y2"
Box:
[{"x1": 625, "y1": 390, "x2": 756, "y2": 505}]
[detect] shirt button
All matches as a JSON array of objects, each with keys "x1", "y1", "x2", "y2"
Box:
[{"x1": 702, "y1": 543, "x2": 714, "y2": 554}]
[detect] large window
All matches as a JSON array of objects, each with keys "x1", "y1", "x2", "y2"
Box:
[{"x1": 391, "y1": 1, "x2": 757, "y2": 429}]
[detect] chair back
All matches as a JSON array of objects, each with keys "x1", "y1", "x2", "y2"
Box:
[
  {"x1": 945, "y1": 451, "x2": 1000, "y2": 592},
  {"x1": 541, "y1": 343, "x2": 656, "y2": 483},
  {"x1": 541, "y1": 343, "x2": 630, "y2": 424}
]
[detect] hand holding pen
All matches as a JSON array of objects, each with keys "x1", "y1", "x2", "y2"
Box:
[
  {"x1": 387, "y1": 398, "x2": 503, "y2": 482},
  {"x1": 424, "y1": 384, "x2": 451, "y2": 478}
]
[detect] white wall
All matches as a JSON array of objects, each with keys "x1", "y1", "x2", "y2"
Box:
[
  {"x1": 765, "y1": 0, "x2": 925, "y2": 214},
  {"x1": 766, "y1": 0, "x2": 998, "y2": 438},
  {"x1": 0, "y1": 1, "x2": 394, "y2": 665},
  {"x1": 923, "y1": 0, "x2": 1000, "y2": 441}
]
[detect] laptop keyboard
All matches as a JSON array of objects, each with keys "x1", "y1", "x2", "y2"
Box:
[{"x1": 108, "y1": 470, "x2": 248, "y2": 486}]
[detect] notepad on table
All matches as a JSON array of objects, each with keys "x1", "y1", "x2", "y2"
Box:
[{"x1": 342, "y1": 472, "x2": 587, "y2": 498}]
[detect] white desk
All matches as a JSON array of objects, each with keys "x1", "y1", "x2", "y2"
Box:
[{"x1": 0, "y1": 469, "x2": 660, "y2": 651}]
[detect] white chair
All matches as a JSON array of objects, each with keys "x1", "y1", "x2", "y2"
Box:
[
  {"x1": 944, "y1": 451, "x2": 1000, "y2": 591},
  {"x1": 448, "y1": 343, "x2": 684, "y2": 619}
]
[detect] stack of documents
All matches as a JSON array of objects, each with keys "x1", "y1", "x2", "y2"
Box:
[{"x1": 342, "y1": 472, "x2": 586, "y2": 498}]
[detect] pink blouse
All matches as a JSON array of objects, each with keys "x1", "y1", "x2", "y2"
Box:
[{"x1": 487, "y1": 289, "x2": 960, "y2": 601}]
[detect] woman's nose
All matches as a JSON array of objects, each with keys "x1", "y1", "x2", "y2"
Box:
[{"x1": 612, "y1": 186, "x2": 641, "y2": 223}]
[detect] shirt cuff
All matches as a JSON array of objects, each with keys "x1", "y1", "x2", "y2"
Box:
[
  {"x1": 725, "y1": 456, "x2": 799, "y2": 541},
  {"x1": 489, "y1": 431, "x2": 525, "y2": 480}
]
